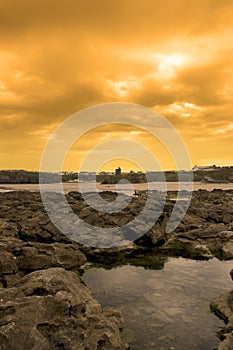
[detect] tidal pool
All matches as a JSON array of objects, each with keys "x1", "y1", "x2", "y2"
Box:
[{"x1": 83, "y1": 257, "x2": 233, "y2": 350}]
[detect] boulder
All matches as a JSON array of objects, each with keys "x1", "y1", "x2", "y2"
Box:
[
  {"x1": 0, "y1": 239, "x2": 86, "y2": 288},
  {"x1": 0, "y1": 268, "x2": 129, "y2": 350},
  {"x1": 210, "y1": 269, "x2": 233, "y2": 350}
]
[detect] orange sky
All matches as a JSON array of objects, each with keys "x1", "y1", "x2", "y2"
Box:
[{"x1": 0, "y1": 0, "x2": 233, "y2": 171}]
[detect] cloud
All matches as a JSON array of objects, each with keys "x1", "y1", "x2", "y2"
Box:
[{"x1": 0, "y1": 0, "x2": 233, "y2": 169}]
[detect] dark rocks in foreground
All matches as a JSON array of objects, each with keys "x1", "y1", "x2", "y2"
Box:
[
  {"x1": 0, "y1": 238, "x2": 86, "y2": 288},
  {"x1": 210, "y1": 269, "x2": 233, "y2": 350},
  {"x1": 0, "y1": 268, "x2": 129, "y2": 350},
  {"x1": 161, "y1": 190, "x2": 233, "y2": 260},
  {"x1": 1, "y1": 189, "x2": 233, "y2": 263},
  {"x1": 1, "y1": 189, "x2": 233, "y2": 349},
  {"x1": 0, "y1": 191, "x2": 130, "y2": 349},
  {"x1": 1, "y1": 189, "x2": 233, "y2": 258}
]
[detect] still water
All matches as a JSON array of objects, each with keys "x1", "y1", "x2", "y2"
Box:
[
  {"x1": 83, "y1": 258, "x2": 233, "y2": 350},
  {"x1": 1, "y1": 182, "x2": 233, "y2": 195}
]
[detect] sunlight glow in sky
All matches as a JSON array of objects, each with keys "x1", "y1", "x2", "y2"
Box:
[{"x1": 0, "y1": 0, "x2": 233, "y2": 171}]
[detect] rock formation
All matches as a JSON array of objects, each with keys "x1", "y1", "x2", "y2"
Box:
[
  {"x1": 0, "y1": 191, "x2": 130, "y2": 349},
  {"x1": 211, "y1": 269, "x2": 233, "y2": 350},
  {"x1": 0, "y1": 189, "x2": 233, "y2": 349}
]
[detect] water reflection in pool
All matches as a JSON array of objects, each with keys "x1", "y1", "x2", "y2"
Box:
[{"x1": 83, "y1": 257, "x2": 233, "y2": 350}]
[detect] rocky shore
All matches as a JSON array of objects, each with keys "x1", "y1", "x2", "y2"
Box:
[
  {"x1": 0, "y1": 189, "x2": 233, "y2": 349},
  {"x1": 210, "y1": 269, "x2": 233, "y2": 350},
  {"x1": 0, "y1": 191, "x2": 130, "y2": 350}
]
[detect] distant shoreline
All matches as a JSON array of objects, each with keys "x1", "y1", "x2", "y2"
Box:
[
  {"x1": 1, "y1": 181, "x2": 233, "y2": 194},
  {"x1": 1, "y1": 167, "x2": 233, "y2": 185}
]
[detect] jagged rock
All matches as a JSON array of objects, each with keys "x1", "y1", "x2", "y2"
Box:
[
  {"x1": 161, "y1": 237, "x2": 213, "y2": 259},
  {"x1": 110, "y1": 212, "x2": 133, "y2": 226},
  {"x1": 0, "y1": 220, "x2": 19, "y2": 238},
  {"x1": 1, "y1": 189, "x2": 233, "y2": 258},
  {"x1": 220, "y1": 240, "x2": 233, "y2": 260},
  {"x1": 134, "y1": 225, "x2": 166, "y2": 247},
  {"x1": 0, "y1": 192, "x2": 130, "y2": 349},
  {"x1": 210, "y1": 269, "x2": 233, "y2": 350},
  {"x1": 0, "y1": 268, "x2": 129, "y2": 350},
  {"x1": 1, "y1": 190, "x2": 233, "y2": 349},
  {"x1": 0, "y1": 238, "x2": 86, "y2": 288}
]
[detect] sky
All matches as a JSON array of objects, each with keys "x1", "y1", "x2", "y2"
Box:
[{"x1": 0, "y1": 0, "x2": 233, "y2": 172}]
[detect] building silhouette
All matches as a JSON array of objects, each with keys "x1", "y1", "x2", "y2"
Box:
[{"x1": 115, "y1": 167, "x2": 121, "y2": 175}]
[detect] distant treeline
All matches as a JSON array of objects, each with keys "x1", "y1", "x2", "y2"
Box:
[
  {"x1": 0, "y1": 170, "x2": 59, "y2": 184},
  {"x1": 0, "y1": 167, "x2": 232, "y2": 184},
  {"x1": 97, "y1": 172, "x2": 180, "y2": 183},
  {"x1": 193, "y1": 167, "x2": 233, "y2": 182},
  {"x1": 0, "y1": 170, "x2": 80, "y2": 184},
  {"x1": 97, "y1": 167, "x2": 233, "y2": 183}
]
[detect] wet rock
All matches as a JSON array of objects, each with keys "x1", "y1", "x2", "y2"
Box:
[
  {"x1": 134, "y1": 226, "x2": 166, "y2": 247},
  {"x1": 161, "y1": 237, "x2": 213, "y2": 259},
  {"x1": 1, "y1": 189, "x2": 233, "y2": 348},
  {"x1": 0, "y1": 192, "x2": 129, "y2": 348},
  {"x1": 0, "y1": 220, "x2": 19, "y2": 238},
  {"x1": 0, "y1": 268, "x2": 129, "y2": 350},
  {"x1": 110, "y1": 212, "x2": 134, "y2": 226},
  {"x1": 221, "y1": 242, "x2": 233, "y2": 260},
  {"x1": 1, "y1": 189, "x2": 233, "y2": 259},
  {"x1": 0, "y1": 237, "x2": 86, "y2": 288},
  {"x1": 210, "y1": 269, "x2": 233, "y2": 350},
  {"x1": 0, "y1": 248, "x2": 18, "y2": 287}
]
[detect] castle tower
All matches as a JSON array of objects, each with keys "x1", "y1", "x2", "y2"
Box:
[{"x1": 115, "y1": 167, "x2": 121, "y2": 175}]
